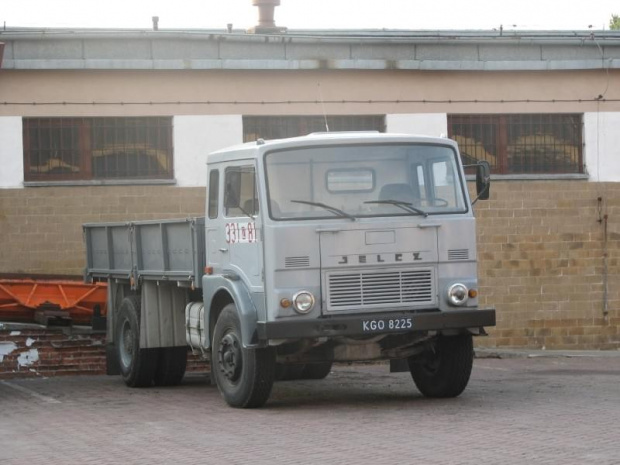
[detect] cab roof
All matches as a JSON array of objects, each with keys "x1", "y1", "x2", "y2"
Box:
[{"x1": 207, "y1": 132, "x2": 457, "y2": 164}]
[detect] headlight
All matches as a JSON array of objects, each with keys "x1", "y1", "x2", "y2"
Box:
[
  {"x1": 448, "y1": 283, "x2": 468, "y2": 306},
  {"x1": 292, "y1": 291, "x2": 315, "y2": 314}
]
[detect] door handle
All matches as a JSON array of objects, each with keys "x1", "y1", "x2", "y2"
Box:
[
  {"x1": 418, "y1": 223, "x2": 441, "y2": 229},
  {"x1": 218, "y1": 248, "x2": 229, "y2": 253},
  {"x1": 315, "y1": 228, "x2": 342, "y2": 233}
]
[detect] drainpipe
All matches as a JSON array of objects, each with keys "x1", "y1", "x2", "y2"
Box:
[
  {"x1": 0, "y1": 42, "x2": 4, "y2": 68},
  {"x1": 602, "y1": 212, "x2": 609, "y2": 318},
  {"x1": 597, "y1": 196, "x2": 609, "y2": 319}
]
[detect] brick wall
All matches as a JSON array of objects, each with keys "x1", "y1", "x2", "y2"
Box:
[
  {"x1": 0, "y1": 327, "x2": 107, "y2": 379},
  {"x1": 475, "y1": 181, "x2": 619, "y2": 350},
  {"x1": 0, "y1": 185, "x2": 205, "y2": 275},
  {"x1": 0, "y1": 182, "x2": 618, "y2": 349},
  {"x1": 0, "y1": 326, "x2": 209, "y2": 379}
]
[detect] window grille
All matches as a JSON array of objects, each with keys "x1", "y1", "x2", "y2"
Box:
[
  {"x1": 23, "y1": 117, "x2": 173, "y2": 181},
  {"x1": 243, "y1": 115, "x2": 385, "y2": 142},
  {"x1": 448, "y1": 114, "x2": 583, "y2": 174}
]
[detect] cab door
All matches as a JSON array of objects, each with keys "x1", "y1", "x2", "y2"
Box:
[
  {"x1": 221, "y1": 162, "x2": 263, "y2": 290},
  {"x1": 206, "y1": 167, "x2": 227, "y2": 275}
]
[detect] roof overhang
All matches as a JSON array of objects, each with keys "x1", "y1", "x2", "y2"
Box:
[{"x1": 2, "y1": 28, "x2": 620, "y2": 72}]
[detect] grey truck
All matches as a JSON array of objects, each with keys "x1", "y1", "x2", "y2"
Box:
[{"x1": 83, "y1": 132, "x2": 495, "y2": 408}]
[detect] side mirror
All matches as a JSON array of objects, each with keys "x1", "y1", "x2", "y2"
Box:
[{"x1": 475, "y1": 161, "x2": 491, "y2": 201}]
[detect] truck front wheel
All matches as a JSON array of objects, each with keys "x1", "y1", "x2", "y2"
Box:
[
  {"x1": 408, "y1": 334, "x2": 474, "y2": 398},
  {"x1": 115, "y1": 295, "x2": 158, "y2": 387},
  {"x1": 275, "y1": 363, "x2": 306, "y2": 381},
  {"x1": 301, "y1": 362, "x2": 333, "y2": 380},
  {"x1": 212, "y1": 303, "x2": 276, "y2": 408}
]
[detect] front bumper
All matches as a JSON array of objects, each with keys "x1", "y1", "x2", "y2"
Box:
[{"x1": 256, "y1": 308, "x2": 495, "y2": 341}]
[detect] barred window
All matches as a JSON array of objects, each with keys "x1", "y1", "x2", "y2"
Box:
[
  {"x1": 243, "y1": 115, "x2": 385, "y2": 142},
  {"x1": 448, "y1": 114, "x2": 583, "y2": 174},
  {"x1": 23, "y1": 117, "x2": 173, "y2": 182}
]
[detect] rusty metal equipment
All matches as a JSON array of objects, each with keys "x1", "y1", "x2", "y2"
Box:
[{"x1": 0, "y1": 279, "x2": 107, "y2": 326}]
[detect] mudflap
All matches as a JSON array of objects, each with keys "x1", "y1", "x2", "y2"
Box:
[{"x1": 106, "y1": 343, "x2": 121, "y2": 376}]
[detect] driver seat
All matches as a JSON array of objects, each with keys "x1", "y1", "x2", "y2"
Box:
[{"x1": 379, "y1": 183, "x2": 417, "y2": 204}]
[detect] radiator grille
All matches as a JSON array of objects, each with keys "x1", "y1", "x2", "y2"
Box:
[
  {"x1": 448, "y1": 249, "x2": 469, "y2": 260},
  {"x1": 327, "y1": 268, "x2": 434, "y2": 311}
]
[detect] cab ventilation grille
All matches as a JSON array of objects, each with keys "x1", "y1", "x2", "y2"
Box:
[
  {"x1": 285, "y1": 256, "x2": 310, "y2": 268},
  {"x1": 448, "y1": 249, "x2": 469, "y2": 261}
]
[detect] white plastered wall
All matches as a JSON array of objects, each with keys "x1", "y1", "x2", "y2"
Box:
[
  {"x1": 0, "y1": 117, "x2": 24, "y2": 188},
  {"x1": 584, "y1": 112, "x2": 620, "y2": 182},
  {"x1": 173, "y1": 115, "x2": 243, "y2": 187},
  {"x1": 386, "y1": 113, "x2": 448, "y2": 137}
]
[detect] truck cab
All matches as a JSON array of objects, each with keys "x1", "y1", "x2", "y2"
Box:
[
  {"x1": 85, "y1": 132, "x2": 495, "y2": 408},
  {"x1": 201, "y1": 132, "x2": 494, "y2": 406}
]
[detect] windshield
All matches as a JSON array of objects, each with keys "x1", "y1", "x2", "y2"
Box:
[{"x1": 264, "y1": 143, "x2": 467, "y2": 221}]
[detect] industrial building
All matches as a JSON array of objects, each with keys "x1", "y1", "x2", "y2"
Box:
[{"x1": 0, "y1": 8, "x2": 618, "y2": 349}]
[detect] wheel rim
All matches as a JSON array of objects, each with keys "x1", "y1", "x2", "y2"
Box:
[
  {"x1": 420, "y1": 347, "x2": 441, "y2": 375},
  {"x1": 421, "y1": 357, "x2": 440, "y2": 375},
  {"x1": 218, "y1": 331, "x2": 243, "y2": 383},
  {"x1": 119, "y1": 319, "x2": 134, "y2": 369}
]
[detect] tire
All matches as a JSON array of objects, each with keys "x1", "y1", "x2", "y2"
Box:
[
  {"x1": 301, "y1": 362, "x2": 333, "y2": 380},
  {"x1": 154, "y1": 347, "x2": 188, "y2": 386},
  {"x1": 408, "y1": 334, "x2": 474, "y2": 398},
  {"x1": 275, "y1": 363, "x2": 306, "y2": 381},
  {"x1": 212, "y1": 303, "x2": 276, "y2": 408},
  {"x1": 115, "y1": 295, "x2": 158, "y2": 387}
]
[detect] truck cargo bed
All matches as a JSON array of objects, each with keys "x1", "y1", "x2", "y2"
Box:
[{"x1": 83, "y1": 217, "x2": 205, "y2": 288}]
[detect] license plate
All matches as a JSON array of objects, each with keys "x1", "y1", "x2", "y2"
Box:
[{"x1": 362, "y1": 317, "x2": 413, "y2": 333}]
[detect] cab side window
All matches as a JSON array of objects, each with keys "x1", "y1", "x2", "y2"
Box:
[
  {"x1": 224, "y1": 166, "x2": 258, "y2": 217},
  {"x1": 208, "y1": 169, "x2": 219, "y2": 219}
]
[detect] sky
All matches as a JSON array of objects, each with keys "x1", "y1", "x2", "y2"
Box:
[{"x1": 2, "y1": 0, "x2": 620, "y2": 31}]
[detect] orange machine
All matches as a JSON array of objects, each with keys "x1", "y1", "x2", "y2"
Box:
[{"x1": 0, "y1": 279, "x2": 107, "y2": 326}]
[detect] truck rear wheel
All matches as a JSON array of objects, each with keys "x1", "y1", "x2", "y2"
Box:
[
  {"x1": 154, "y1": 347, "x2": 187, "y2": 386},
  {"x1": 115, "y1": 295, "x2": 158, "y2": 387},
  {"x1": 408, "y1": 334, "x2": 473, "y2": 398},
  {"x1": 213, "y1": 303, "x2": 276, "y2": 408}
]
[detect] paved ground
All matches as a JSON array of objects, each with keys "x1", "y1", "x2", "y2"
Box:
[{"x1": 1, "y1": 354, "x2": 619, "y2": 465}]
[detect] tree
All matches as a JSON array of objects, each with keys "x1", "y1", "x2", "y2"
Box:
[{"x1": 610, "y1": 14, "x2": 620, "y2": 30}]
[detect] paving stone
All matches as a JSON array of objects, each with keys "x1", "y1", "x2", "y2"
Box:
[{"x1": 0, "y1": 356, "x2": 619, "y2": 464}]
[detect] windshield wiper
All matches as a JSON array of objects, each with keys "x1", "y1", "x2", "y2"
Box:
[
  {"x1": 291, "y1": 200, "x2": 356, "y2": 221},
  {"x1": 364, "y1": 200, "x2": 428, "y2": 217}
]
